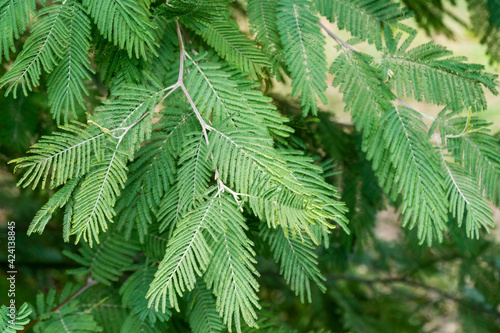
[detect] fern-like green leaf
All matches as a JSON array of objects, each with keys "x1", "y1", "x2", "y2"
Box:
[
  {"x1": 205, "y1": 201, "x2": 261, "y2": 332},
  {"x1": 260, "y1": 225, "x2": 326, "y2": 303},
  {"x1": 34, "y1": 283, "x2": 77, "y2": 316},
  {"x1": 47, "y1": 0, "x2": 93, "y2": 124},
  {"x1": 141, "y1": 224, "x2": 171, "y2": 260},
  {"x1": 120, "y1": 263, "x2": 172, "y2": 325},
  {"x1": 439, "y1": 115, "x2": 500, "y2": 205},
  {"x1": 442, "y1": 160, "x2": 494, "y2": 238},
  {"x1": 149, "y1": 20, "x2": 178, "y2": 83},
  {"x1": 315, "y1": 0, "x2": 411, "y2": 50},
  {"x1": 247, "y1": 0, "x2": 284, "y2": 76},
  {"x1": 188, "y1": 280, "x2": 226, "y2": 333},
  {"x1": 91, "y1": 81, "x2": 169, "y2": 155},
  {"x1": 280, "y1": 149, "x2": 349, "y2": 235},
  {"x1": 35, "y1": 310, "x2": 102, "y2": 333},
  {"x1": 147, "y1": 192, "x2": 227, "y2": 312},
  {"x1": 156, "y1": 0, "x2": 230, "y2": 21},
  {"x1": 77, "y1": 285, "x2": 129, "y2": 333},
  {"x1": 383, "y1": 39, "x2": 498, "y2": 111},
  {"x1": 93, "y1": 39, "x2": 147, "y2": 86},
  {"x1": 328, "y1": 43, "x2": 403, "y2": 223},
  {"x1": 33, "y1": 283, "x2": 103, "y2": 333},
  {"x1": 383, "y1": 106, "x2": 448, "y2": 244},
  {"x1": 119, "y1": 314, "x2": 171, "y2": 333},
  {"x1": 27, "y1": 177, "x2": 80, "y2": 236},
  {"x1": 10, "y1": 123, "x2": 105, "y2": 190},
  {"x1": 331, "y1": 43, "x2": 465, "y2": 244},
  {"x1": 330, "y1": 48, "x2": 393, "y2": 138},
  {"x1": 177, "y1": 133, "x2": 213, "y2": 214},
  {"x1": 157, "y1": 184, "x2": 183, "y2": 234},
  {"x1": 208, "y1": 124, "x2": 299, "y2": 194},
  {"x1": 70, "y1": 146, "x2": 129, "y2": 245},
  {"x1": 0, "y1": 0, "x2": 35, "y2": 61},
  {"x1": 277, "y1": 0, "x2": 328, "y2": 115},
  {"x1": 0, "y1": 303, "x2": 31, "y2": 333},
  {"x1": 69, "y1": 83, "x2": 171, "y2": 245},
  {"x1": 183, "y1": 53, "x2": 291, "y2": 138},
  {"x1": 183, "y1": 53, "x2": 250, "y2": 123},
  {"x1": 184, "y1": 18, "x2": 271, "y2": 79},
  {"x1": 63, "y1": 232, "x2": 140, "y2": 284},
  {"x1": 115, "y1": 109, "x2": 195, "y2": 241},
  {"x1": 0, "y1": 1, "x2": 73, "y2": 97},
  {"x1": 82, "y1": 0, "x2": 157, "y2": 59},
  {"x1": 208, "y1": 123, "x2": 343, "y2": 241}
]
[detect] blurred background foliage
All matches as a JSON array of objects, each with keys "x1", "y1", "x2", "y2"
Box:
[{"x1": 1, "y1": 0, "x2": 500, "y2": 332}]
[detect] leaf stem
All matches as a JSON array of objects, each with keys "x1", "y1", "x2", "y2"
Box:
[
  {"x1": 174, "y1": 20, "x2": 243, "y2": 206},
  {"x1": 319, "y1": 21, "x2": 357, "y2": 52}
]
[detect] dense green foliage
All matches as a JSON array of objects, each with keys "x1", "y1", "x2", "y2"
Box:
[{"x1": 1, "y1": 0, "x2": 500, "y2": 332}]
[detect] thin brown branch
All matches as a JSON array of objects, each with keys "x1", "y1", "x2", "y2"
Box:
[
  {"x1": 319, "y1": 21, "x2": 357, "y2": 52},
  {"x1": 19, "y1": 276, "x2": 99, "y2": 332}
]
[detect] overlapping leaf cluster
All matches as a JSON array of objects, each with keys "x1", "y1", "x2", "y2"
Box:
[
  {"x1": 1, "y1": 0, "x2": 499, "y2": 332},
  {"x1": 320, "y1": 0, "x2": 498, "y2": 244}
]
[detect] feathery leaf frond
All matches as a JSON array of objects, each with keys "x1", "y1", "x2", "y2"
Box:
[
  {"x1": 93, "y1": 40, "x2": 147, "y2": 86},
  {"x1": 208, "y1": 123, "x2": 344, "y2": 241},
  {"x1": 77, "y1": 285, "x2": 128, "y2": 333},
  {"x1": 0, "y1": 303, "x2": 31, "y2": 333},
  {"x1": 33, "y1": 283, "x2": 103, "y2": 333},
  {"x1": 157, "y1": 0, "x2": 230, "y2": 21},
  {"x1": 280, "y1": 149, "x2": 349, "y2": 233},
  {"x1": 383, "y1": 40, "x2": 498, "y2": 111},
  {"x1": 261, "y1": 225, "x2": 326, "y2": 303},
  {"x1": 208, "y1": 124, "x2": 298, "y2": 194},
  {"x1": 185, "y1": 18, "x2": 271, "y2": 79},
  {"x1": 47, "y1": 0, "x2": 93, "y2": 124},
  {"x1": 0, "y1": 1, "x2": 73, "y2": 96},
  {"x1": 442, "y1": 160, "x2": 494, "y2": 238},
  {"x1": 315, "y1": 0, "x2": 411, "y2": 50},
  {"x1": 183, "y1": 53, "x2": 291, "y2": 138},
  {"x1": 383, "y1": 106, "x2": 448, "y2": 244},
  {"x1": 120, "y1": 264, "x2": 172, "y2": 325},
  {"x1": 64, "y1": 232, "x2": 140, "y2": 285},
  {"x1": 82, "y1": 0, "x2": 157, "y2": 59},
  {"x1": 142, "y1": 225, "x2": 171, "y2": 260},
  {"x1": 247, "y1": 0, "x2": 284, "y2": 76},
  {"x1": 0, "y1": 0, "x2": 35, "y2": 61},
  {"x1": 177, "y1": 133, "x2": 212, "y2": 214},
  {"x1": 329, "y1": 48, "x2": 393, "y2": 138},
  {"x1": 27, "y1": 177, "x2": 80, "y2": 236},
  {"x1": 147, "y1": 192, "x2": 227, "y2": 312},
  {"x1": 157, "y1": 184, "x2": 183, "y2": 234},
  {"x1": 119, "y1": 314, "x2": 171, "y2": 333},
  {"x1": 439, "y1": 115, "x2": 500, "y2": 205},
  {"x1": 91, "y1": 82, "x2": 168, "y2": 155},
  {"x1": 10, "y1": 123, "x2": 105, "y2": 190},
  {"x1": 205, "y1": 202, "x2": 261, "y2": 332},
  {"x1": 188, "y1": 280, "x2": 226, "y2": 333},
  {"x1": 277, "y1": 0, "x2": 328, "y2": 115},
  {"x1": 115, "y1": 109, "x2": 196, "y2": 240},
  {"x1": 34, "y1": 308, "x2": 102, "y2": 333},
  {"x1": 70, "y1": 146, "x2": 129, "y2": 246}
]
